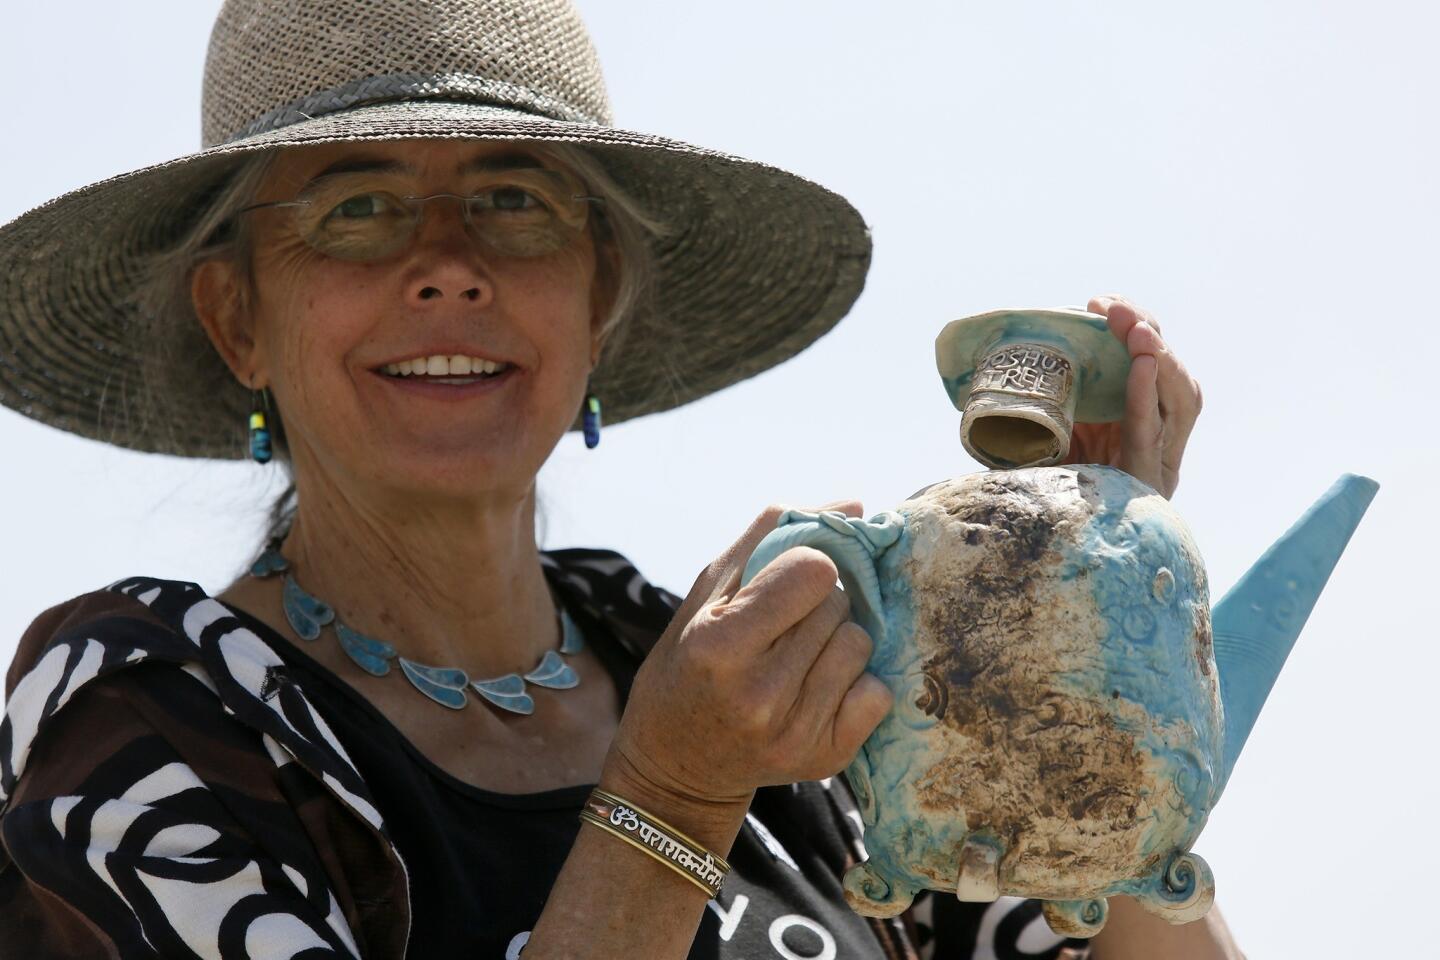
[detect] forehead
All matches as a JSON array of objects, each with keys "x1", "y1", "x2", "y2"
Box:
[{"x1": 262, "y1": 138, "x2": 559, "y2": 193}]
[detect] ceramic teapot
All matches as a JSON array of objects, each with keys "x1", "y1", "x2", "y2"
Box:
[
  {"x1": 740, "y1": 467, "x2": 1375, "y2": 936},
  {"x1": 737, "y1": 307, "x2": 1379, "y2": 936}
]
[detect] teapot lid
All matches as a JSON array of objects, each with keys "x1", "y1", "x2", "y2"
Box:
[{"x1": 935, "y1": 307, "x2": 1131, "y2": 422}]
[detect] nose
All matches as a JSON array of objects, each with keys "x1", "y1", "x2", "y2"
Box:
[{"x1": 403, "y1": 196, "x2": 493, "y2": 305}]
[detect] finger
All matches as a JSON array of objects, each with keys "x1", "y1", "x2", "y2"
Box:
[
  {"x1": 1110, "y1": 300, "x2": 1146, "y2": 348},
  {"x1": 1120, "y1": 354, "x2": 1165, "y2": 494},
  {"x1": 1134, "y1": 301, "x2": 1163, "y2": 336},
  {"x1": 827, "y1": 673, "x2": 893, "y2": 769},
  {"x1": 1087, "y1": 294, "x2": 1121, "y2": 316},
  {"x1": 766, "y1": 586, "x2": 853, "y2": 692},
  {"x1": 1121, "y1": 318, "x2": 1186, "y2": 437},
  {"x1": 723, "y1": 505, "x2": 791, "y2": 574},
  {"x1": 1090, "y1": 295, "x2": 1164, "y2": 343},
  {"x1": 713, "y1": 546, "x2": 841, "y2": 653},
  {"x1": 1122, "y1": 321, "x2": 1201, "y2": 487},
  {"x1": 708, "y1": 501, "x2": 864, "y2": 605},
  {"x1": 787, "y1": 619, "x2": 873, "y2": 737},
  {"x1": 700, "y1": 503, "x2": 807, "y2": 611},
  {"x1": 670, "y1": 505, "x2": 789, "y2": 628},
  {"x1": 1154, "y1": 352, "x2": 1202, "y2": 473},
  {"x1": 1121, "y1": 316, "x2": 1192, "y2": 422}
]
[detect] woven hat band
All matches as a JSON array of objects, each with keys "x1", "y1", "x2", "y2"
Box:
[{"x1": 221, "y1": 72, "x2": 603, "y2": 145}]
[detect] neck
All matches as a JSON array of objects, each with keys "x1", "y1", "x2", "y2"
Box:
[{"x1": 276, "y1": 466, "x2": 558, "y2": 678}]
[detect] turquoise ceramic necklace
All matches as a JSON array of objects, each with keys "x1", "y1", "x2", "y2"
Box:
[{"x1": 248, "y1": 544, "x2": 583, "y2": 715}]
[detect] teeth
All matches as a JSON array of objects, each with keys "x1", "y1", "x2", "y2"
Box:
[{"x1": 381, "y1": 354, "x2": 507, "y2": 378}]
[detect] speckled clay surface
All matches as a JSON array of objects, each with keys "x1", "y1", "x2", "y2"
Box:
[
  {"x1": 847, "y1": 467, "x2": 1217, "y2": 923},
  {"x1": 741, "y1": 465, "x2": 1377, "y2": 937}
]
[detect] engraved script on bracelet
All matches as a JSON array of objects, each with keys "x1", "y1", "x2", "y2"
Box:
[
  {"x1": 587, "y1": 793, "x2": 728, "y2": 892},
  {"x1": 609, "y1": 804, "x2": 640, "y2": 831}
]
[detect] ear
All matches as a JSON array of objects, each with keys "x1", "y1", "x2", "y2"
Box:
[
  {"x1": 589, "y1": 318, "x2": 611, "y2": 369},
  {"x1": 192, "y1": 258, "x2": 263, "y2": 385},
  {"x1": 588, "y1": 238, "x2": 622, "y2": 368}
]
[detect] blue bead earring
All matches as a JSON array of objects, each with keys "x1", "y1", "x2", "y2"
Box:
[
  {"x1": 249, "y1": 386, "x2": 272, "y2": 463},
  {"x1": 583, "y1": 388, "x2": 602, "y2": 449}
]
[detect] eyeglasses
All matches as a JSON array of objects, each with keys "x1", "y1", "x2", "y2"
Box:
[{"x1": 234, "y1": 167, "x2": 604, "y2": 261}]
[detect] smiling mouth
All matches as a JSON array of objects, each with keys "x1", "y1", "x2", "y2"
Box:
[{"x1": 378, "y1": 354, "x2": 514, "y2": 385}]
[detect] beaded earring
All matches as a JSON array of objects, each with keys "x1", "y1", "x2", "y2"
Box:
[
  {"x1": 583, "y1": 389, "x2": 602, "y2": 449},
  {"x1": 249, "y1": 387, "x2": 272, "y2": 463}
]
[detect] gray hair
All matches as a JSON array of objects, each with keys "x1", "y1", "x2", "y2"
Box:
[{"x1": 129, "y1": 140, "x2": 666, "y2": 545}]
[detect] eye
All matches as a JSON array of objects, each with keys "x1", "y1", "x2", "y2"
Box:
[
  {"x1": 485, "y1": 186, "x2": 546, "y2": 212},
  {"x1": 329, "y1": 192, "x2": 389, "y2": 219}
]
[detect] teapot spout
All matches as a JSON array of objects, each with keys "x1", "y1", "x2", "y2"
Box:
[{"x1": 1212, "y1": 473, "x2": 1378, "y2": 795}]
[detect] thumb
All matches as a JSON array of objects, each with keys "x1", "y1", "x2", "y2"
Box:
[{"x1": 710, "y1": 500, "x2": 864, "y2": 606}]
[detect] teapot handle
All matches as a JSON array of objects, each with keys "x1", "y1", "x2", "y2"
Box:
[{"x1": 740, "y1": 510, "x2": 905, "y2": 654}]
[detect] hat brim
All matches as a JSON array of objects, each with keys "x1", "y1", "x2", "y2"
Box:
[{"x1": 0, "y1": 101, "x2": 871, "y2": 458}]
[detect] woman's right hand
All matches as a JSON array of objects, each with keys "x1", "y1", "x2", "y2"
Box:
[{"x1": 600, "y1": 503, "x2": 894, "y2": 848}]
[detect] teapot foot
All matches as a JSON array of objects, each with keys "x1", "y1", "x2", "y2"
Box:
[
  {"x1": 1042, "y1": 897, "x2": 1109, "y2": 938},
  {"x1": 1135, "y1": 850, "x2": 1215, "y2": 924},
  {"x1": 955, "y1": 835, "x2": 1003, "y2": 902},
  {"x1": 842, "y1": 862, "x2": 916, "y2": 918}
]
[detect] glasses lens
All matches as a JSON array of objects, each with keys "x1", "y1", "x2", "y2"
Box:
[
  {"x1": 463, "y1": 168, "x2": 591, "y2": 257},
  {"x1": 293, "y1": 179, "x2": 415, "y2": 261}
]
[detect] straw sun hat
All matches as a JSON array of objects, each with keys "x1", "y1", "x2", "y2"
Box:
[{"x1": 0, "y1": 0, "x2": 871, "y2": 459}]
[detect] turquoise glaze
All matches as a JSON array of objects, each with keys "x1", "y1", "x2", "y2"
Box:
[
  {"x1": 935, "y1": 307, "x2": 1131, "y2": 422},
  {"x1": 740, "y1": 467, "x2": 1376, "y2": 936}
]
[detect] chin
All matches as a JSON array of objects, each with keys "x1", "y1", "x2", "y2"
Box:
[{"x1": 375, "y1": 430, "x2": 555, "y2": 500}]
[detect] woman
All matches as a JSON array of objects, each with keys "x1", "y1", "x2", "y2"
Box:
[{"x1": 0, "y1": 0, "x2": 1237, "y2": 957}]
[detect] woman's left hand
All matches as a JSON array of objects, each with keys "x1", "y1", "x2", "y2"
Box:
[{"x1": 1062, "y1": 295, "x2": 1203, "y2": 499}]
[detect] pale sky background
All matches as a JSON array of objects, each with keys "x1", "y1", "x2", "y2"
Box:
[{"x1": 1, "y1": 2, "x2": 1436, "y2": 956}]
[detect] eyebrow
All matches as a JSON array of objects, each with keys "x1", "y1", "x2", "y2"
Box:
[
  {"x1": 301, "y1": 151, "x2": 547, "y2": 188},
  {"x1": 465, "y1": 153, "x2": 549, "y2": 173},
  {"x1": 303, "y1": 157, "x2": 404, "y2": 183}
]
